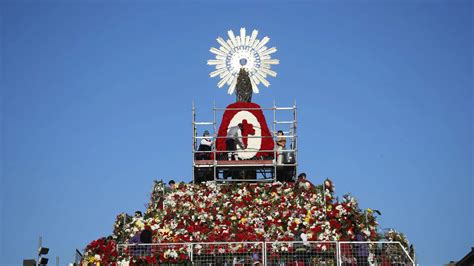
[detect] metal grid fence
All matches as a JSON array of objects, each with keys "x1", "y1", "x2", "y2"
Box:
[
  {"x1": 266, "y1": 241, "x2": 338, "y2": 266},
  {"x1": 338, "y1": 241, "x2": 414, "y2": 266},
  {"x1": 116, "y1": 241, "x2": 414, "y2": 265},
  {"x1": 192, "y1": 242, "x2": 264, "y2": 265}
]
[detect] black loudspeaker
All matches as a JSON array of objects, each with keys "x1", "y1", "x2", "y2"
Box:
[{"x1": 23, "y1": 259, "x2": 36, "y2": 266}]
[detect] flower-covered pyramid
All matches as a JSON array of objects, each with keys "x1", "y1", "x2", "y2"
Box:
[{"x1": 82, "y1": 178, "x2": 412, "y2": 265}]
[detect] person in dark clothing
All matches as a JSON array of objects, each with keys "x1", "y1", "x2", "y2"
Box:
[
  {"x1": 130, "y1": 225, "x2": 152, "y2": 256},
  {"x1": 197, "y1": 130, "x2": 213, "y2": 160},
  {"x1": 355, "y1": 232, "x2": 369, "y2": 266},
  {"x1": 168, "y1": 180, "x2": 176, "y2": 190},
  {"x1": 128, "y1": 231, "x2": 142, "y2": 256},
  {"x1": 140, "y1": 226, "x2": 152, "y2": 243},
  {"x1": 297, "y1": 172, "x2": 307, "y2": 181}
]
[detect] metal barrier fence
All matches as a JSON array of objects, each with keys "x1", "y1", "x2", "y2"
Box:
[
  {"x1": 117, "y1": 241, "x2": 414, "y2": 265},
  {"x1": 192, "y1": 242, "x2": 264, "y2": 265},
  {"x1": 265, "y1": 241, "x2": 338, "y2": 265},
  {"x1": 338, "y1": 241, "x2": 414, "y2": 265}
]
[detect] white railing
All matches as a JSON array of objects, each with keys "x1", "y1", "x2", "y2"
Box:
[{"x1": 116, "y1": 241, "x2": 415, "y2": 265}]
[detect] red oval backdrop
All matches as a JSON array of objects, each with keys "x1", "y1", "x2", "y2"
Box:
[{"x1": 216, "y1": 102, "x2": 274, "y2": 159}]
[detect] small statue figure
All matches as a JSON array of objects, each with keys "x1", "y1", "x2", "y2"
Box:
[{"x1": 236, "y1": 68, "x2": 252, "y2": 103}]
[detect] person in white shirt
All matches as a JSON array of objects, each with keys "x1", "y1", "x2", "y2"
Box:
[
  {"x1": 226, "y1": 123, "x2": 246, "y2": 160},
  {"x1": 275, "y1": 130, "x2": 286, "y2": 164},
  {"x1": 294, "y1": 224, "x2": 310, "y2": 264}
]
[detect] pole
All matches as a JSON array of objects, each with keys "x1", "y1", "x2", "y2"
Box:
[
  {"x1": 293, "y1": 99, "x2": 297, "y2": 181},
  {"x1": 37, "y1": 236, "x2": 42, "y2": 266},
  {"x1": 213, "y1": 101, "x2": 217, "y2": 182},
  {"x1": 273, "y1": 100, "x2": 276, "y2": 182},
  {"x1": 192, "y1": 101, "x2": 195, "y2": 184}
]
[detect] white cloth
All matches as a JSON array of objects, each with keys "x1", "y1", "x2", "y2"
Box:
[{"x1": 200, "y1": 138, "x2": 212, "y2": 146}]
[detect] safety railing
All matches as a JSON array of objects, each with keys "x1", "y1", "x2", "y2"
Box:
[
  {"x1": 266, "y1": 241, "x2": 338, "y2": 265},
  {"x1": 116, "y1": 241, "x2": 415, "y2": 265}
]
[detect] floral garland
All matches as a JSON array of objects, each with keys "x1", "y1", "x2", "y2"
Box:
[{"x1": 112, "y1": 213, "x2": 133, "y2": 244}]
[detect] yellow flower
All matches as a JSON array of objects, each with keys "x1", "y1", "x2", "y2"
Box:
[
  {"x1": 135, "y1": 220, "x2": 144, "y2": 229},
  {"x1": 304, "y1": 211, "x2": 311, "y2": 224},
  {"x1": 158, "y1": 227, "x2": 170, "y2": 234},
  {"x1": 240, "y1": 217, "x2": 247, "y2": 224}
]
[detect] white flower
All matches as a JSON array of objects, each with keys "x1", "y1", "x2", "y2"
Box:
[
  {"x1": 169, "y1": 250, "x2": 178, "y2": 259},
  {"x1": 368, "y1": 253, "x2": 375, "y2": 264},
  {"x1": 117, "y1": 260, "x2": 130, "y2": 266},
  {"x1": 363, "y1": 228, "x2": 370, "y2": 237}
]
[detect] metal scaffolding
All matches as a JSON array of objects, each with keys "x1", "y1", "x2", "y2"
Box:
[{"x1": 192, "y1": 101, "x2": 298, "y2": 183}]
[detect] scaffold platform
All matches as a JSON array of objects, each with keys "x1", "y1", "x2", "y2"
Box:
[{"x1": 192, "y1": 101, "x2": 298, "y2": 183}]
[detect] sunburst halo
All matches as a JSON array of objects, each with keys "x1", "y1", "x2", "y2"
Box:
[{"x1": 207, "y1": 28, "x2": 279, "y2": 94}]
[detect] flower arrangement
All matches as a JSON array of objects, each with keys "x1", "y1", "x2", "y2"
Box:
[
  {"x1": 383, "y1": 228, "x2": 414, "y2": 260},
  {"x1": 82, "y1": 177, "x2": 411, "y2": 264},
  {"x1": 82, "y1": 237, "x2": 118, "y2": 265}
]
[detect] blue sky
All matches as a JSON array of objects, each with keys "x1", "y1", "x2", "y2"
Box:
[{"x1": 1, "y1": 1, "x2": 472, "y2": 265}]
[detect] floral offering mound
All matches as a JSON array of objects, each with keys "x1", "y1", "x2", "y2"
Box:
[{"x1": 82, "y1": 178, "x2": 411, "y2": 264}]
